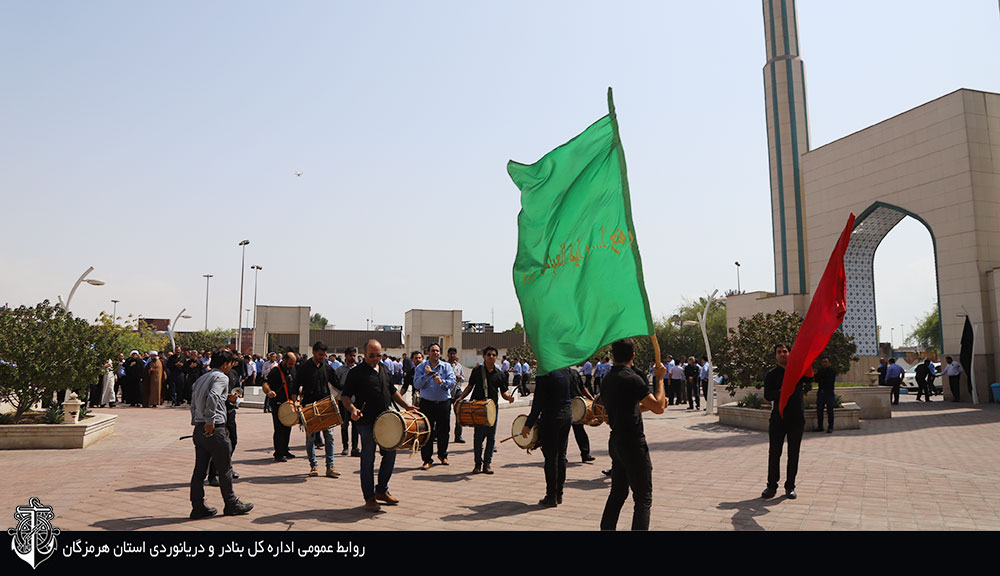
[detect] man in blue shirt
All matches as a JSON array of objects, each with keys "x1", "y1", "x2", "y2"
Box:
[
  {"x1": 413, "y1": 343, "x2": 456, "y2": 469},
  {"x1": 582, "y1": 359, "x2": 594, "y2": 395},
  {"x1": 885, "y1": 358, "x2": 905, "y2": 406}
]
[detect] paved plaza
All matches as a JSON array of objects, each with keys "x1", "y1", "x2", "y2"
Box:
[{"x1": 3, "y1": 393, "x2": 1000, "y2": 531}]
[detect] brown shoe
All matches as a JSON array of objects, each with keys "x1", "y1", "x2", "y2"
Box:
[
  {"x1": 439, "y1": 457, "x2": 449, "y2": 466},
  {"x1": 364, "y1": 499, "x2": 381, "y2": 512},
  {"x1": 326, "y1": 466, "x2": 340, "y2": 478},
  {"x1": 420, "y1": 462, "x2": 432, "y2": 470},
  {"x1": 309, "y1": 465, "x2": 319, "y2": 477},
  {"x1": 375, "y1": 492, "x2": 399, "y2": 505}
]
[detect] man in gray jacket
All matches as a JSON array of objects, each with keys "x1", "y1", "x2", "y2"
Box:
[{"x1": 189, "y1": 349, "x2": 254, "y2": 519}]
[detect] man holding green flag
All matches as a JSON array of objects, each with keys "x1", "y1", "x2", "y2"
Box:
[{"x1": 508, "y1": 88, "x2": 655, "y2": 376}]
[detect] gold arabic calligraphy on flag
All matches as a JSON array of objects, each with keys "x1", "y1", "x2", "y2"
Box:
[{"x1": 521, "y1": 226, "x2": 635, "y2": 285}]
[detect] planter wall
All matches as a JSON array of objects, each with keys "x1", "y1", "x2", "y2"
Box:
[
  {"x1": 718, "y1": 402, "x2": 861, "y2": 431},
  {"x1": 0, "y1": 413, "x2": 116, "y2": 449},
  {"x1": 804, "y1": 387, "x2": 892, "y2": 420}
]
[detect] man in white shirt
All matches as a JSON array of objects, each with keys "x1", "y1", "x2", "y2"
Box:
[
  {"x1": 448, "y1": 347, "x2": 466, "y2": 443},
  {"x1": 943, "y1": 356, "x2": 964, "y2": 402}
]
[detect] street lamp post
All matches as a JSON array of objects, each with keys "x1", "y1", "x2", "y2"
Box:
[
  {"x1": 111, "y1": 299, "x2": 119, "y2": 321},
  {"x1": 169, "y1": 308, "x2": 193, "y2": 351},
  {"x1": 735, "y1": 261, "x2": 741, "y2": 293},
  {"x1": 203, "y1": 274, "x2": 213, "y2": 330},
  {"x1": 237, "y1": 240, "x2": 250, "y2": 350},
  {"x1": 251, "y1": 265, "x2": 262, "y2": 354},
  {"x1": 891, "y1": 327, "x2": 895, "y2": 348},
  {"x1": 58, "y1": 266, "x2": 105, "y2": 311}
]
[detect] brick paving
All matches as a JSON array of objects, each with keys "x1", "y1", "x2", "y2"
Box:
[{"x1": 2, "y1": 393, "x2": 999, "y2": 531}]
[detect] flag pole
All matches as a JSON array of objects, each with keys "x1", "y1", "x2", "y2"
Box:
[{"x1": 651, "y1": 333, "x2": 662, "y2": 368}]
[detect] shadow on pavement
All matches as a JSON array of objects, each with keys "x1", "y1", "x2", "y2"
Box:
[
  {"x1": 717, "y1": 496, "x2": 785, "y2": 531},
  {"x1": 240, "y1": 475, "x2": 309, "y2": 485},
  {"x1": 410, "y1": 472, "x2": 474, "y2": 484},
  {"x1": 91, "y1": 516, "x2": 194, "y2": 530},
  {"x1": 440, "y1": 500, "x2": 535, "y2": 522},
  {"x1": 251, "y1": 507, "x2": 378, "y2": 526},
  {"x1": 563, "y1": 476, "x2": 611, "y2": 491},
  {"x1": 117, "y1": 482, "x2": 190, "y2": 493}
]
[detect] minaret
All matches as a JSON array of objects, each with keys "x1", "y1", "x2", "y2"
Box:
[{"x1": 763, "y1": 0, "x2": 811, "y2": 295}]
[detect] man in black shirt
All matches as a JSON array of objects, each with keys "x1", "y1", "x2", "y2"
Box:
[
  {"x1": 341, "y1": 339, "x2": 416, "y2": 512},
  {"x1": 296, "y1": 341, "x2": 341, "y2": 478},
  {"x1": 522, "y1": 366, "x2": 573, "y2": 507},
  {"x1": 684, "y1": 356, "x2": 701, "y2": 410},
  {"x1": 814, "y1": 355, "x2": 837, "y2": 433},
  {"x1": 456, "y1": 346, "x2": 515, "y2": 474},
  {"x1": 262, "y1": 352, "x2": 299, "y2": 461},
  {"x1": 183, "y1": 350, "x2": 205, "y2": 405},
  {"x1": 914, "y1": 359, "x2": 934, "y2": 402},
  {"x1": 599, "y1": 339, "x2": 666, "y2": 531},
  {"x1": 761, "y1": 343, "x2": 812, "y2": 499},
  {"x1": 568, "y1": 366, "x2": 596, "y2": 463}
]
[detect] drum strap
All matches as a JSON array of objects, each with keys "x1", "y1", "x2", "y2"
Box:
[{"x1": 277, "y1": 367, "x2": 292, "y2": 402}]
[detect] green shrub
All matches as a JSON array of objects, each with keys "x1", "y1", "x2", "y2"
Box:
[
  {"x1": 737, "y1": 392, "x2": 765, "y2": 409},
  {"x1": 44, "y1": 404, "x2": 64, "y2": 424},
  {"x1": 0, "y1": 413, "x2": 12, "y2": 424}
]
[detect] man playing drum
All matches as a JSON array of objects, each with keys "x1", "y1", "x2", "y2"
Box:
[
  {"x1": 341, "y1": 339, "x2": 417, "y2": 512},
  {"x1": 521, "y1": 366, "x2": 573, "y2": 507},
  {"x1": 599, "y1": 339, "x2": 666, "y2": 531},
  {"x1": 297, "y1": 341, "x2": 341, "y2": 478},
  {"x1": 262, "y1": 352, "x2": 299, "y2": 462},
  {"x1": 455, "y1": 346, "x2": 515, "y2": 474}
]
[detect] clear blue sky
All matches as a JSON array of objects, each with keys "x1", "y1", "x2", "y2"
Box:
[{"x1": 1, "y1": 1, "x2": 997, "y2": 345}]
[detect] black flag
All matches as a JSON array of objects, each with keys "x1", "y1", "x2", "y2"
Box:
[{"x1": 960, "y1": 316, "x2": 974, "y2": 395}]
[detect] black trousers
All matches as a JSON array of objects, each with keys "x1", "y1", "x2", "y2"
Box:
[
  {"x1": 686, "y1": 380, "x2": 700, "y2": 409},
  {"x1": 572, "y1": 422, "x2": 591, "y2": 459},
  {"x1": 473, "y1": 422, "x2": 497, "y2": 468},
  {"x1": 600, "y1": 434, "x2": 652, "y2": 530},
  {"x1": 887, "y1": 377, "x2": 902, "y2": 404},
  {"x1": 209, "y1": 413, "x2": 237, "y2": 480},
  {"x1": 816, "y1": 390, "x2": 835, "y2": 430},
  {"x1": 767, "y1": 410, "x2": 804, "y2": 492},
  {"x1": 669, "y1": 379, "x2": 684, "y2": 406},
  {"x1": 191, "y1": 425, "x2": 236, "y2": 507},
  {"x1": 949, "y1": 375, "x2": 961, "y2": 401},
  {"x1": 420, "y1": 399, "x2": 450, "y2": 464},
  {"x1": 584, "y1": 374, "x2": 594, "y2": 396},
  {"x1": 270, "y1": 408, "x2": 292, "y2": 457},
  {"x1": 539, "y1": 410, "x2": 571, "y2": 500},
  {"x1": 452, "y1": 398, "x2": 464, "y2": 441},
  {"x1": 339, "y1": 401, "x2": 359, "y2": 451}
]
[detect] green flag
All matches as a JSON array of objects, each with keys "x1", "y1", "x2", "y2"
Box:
[{"x1": 508, "y1": 88, "x2": 653, "y2": 375}]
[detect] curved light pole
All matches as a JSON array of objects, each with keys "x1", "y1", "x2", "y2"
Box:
[
  {"x1": 58, "y1": 266, "x2": 105, "y2": 311},
  {"x1": 237, "y1": 240, "x2": 250, "y2": 351},
  {"x1": 169, "y1": 309, "x2": 193, "y2": 351},
  {"x1": 682, "y1": 289, "x2": 724, "y2": 414},
  {"x1": 735, "y1": 261, "x2": 741, "y2": 293},
  {"x1": 111, "y1": 299, "x2": 119, "y2": 321},
  {"x1": 203, "y1": 274, "x2": 213, "y2": 330},
  {"x1": 251, "y1": 265, "x2": 262, "y2": 354}
]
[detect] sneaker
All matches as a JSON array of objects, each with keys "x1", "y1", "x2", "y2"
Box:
[
  {"x1": 364, "y1": 499, "x2": 381, "y2": 512},
  {"x1": 375, "y1": 492, "x2": 399, "y2": 505},
  {"x1": 483, "y1": 466, "x2": 494, "y2": 475},
  {"x1": 582, "y1": 454, "x2": 596, "y2": 463},
  {"x1": 309, "y1": 465, "x2": 319, "y2": 477},
  {"x1": 223, "y1": 499, "x2": 254, "y2": 516},
  {"x1": 189, "y1": 506, "x2": 217, "y2": 520},
  {"x1": 326, "y1": 466, "x2": 340, "y2": 478},
  {"x1": 761, "y1": 487, "x2": 777, "y2": 499}
]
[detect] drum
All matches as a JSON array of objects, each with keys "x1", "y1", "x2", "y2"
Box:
[
  {"x1": 300, "y1": 396, "x2": 342, "y2": 434},
  {"x1": 511, "y1": 414, "x2": 540, "y2": 450},
  {"x1": 571, "y1": 397, "x2": 607, "y2": 426},
  {"x1": 277, "y1": 400, "x2": 299, "y2": 427},
  {"x1": 374, "y1": 410, "x2": 430, "y2": 451},
  {"x1": 455, "y1": 399, "x2": 497, "y2": 428}
]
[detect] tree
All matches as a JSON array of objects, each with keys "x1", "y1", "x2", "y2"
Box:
[
  {"x1": 176, "y1": 328, "x2": 232, "y2": 352},
  {"x1": 908, "y1": 303, "x2": 941, "y2": 353},
  {"x1": 310, "y1": 313, "x2": 328, "y2": 330},
  {"x1": 0, "y1": 301, "x2": 113, "y2": 423},
  {"x1": 713, "y1": 310, "x2": 857, "y2": 394},
  {"x1": 509, "y1": 322, "x2": 525, "y2": 333},
  {"x1": 92, "y1": 312, "x2": 169, "y2": 357}
]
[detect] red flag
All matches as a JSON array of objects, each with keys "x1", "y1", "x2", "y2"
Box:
[{"x1": 780, "y1": 213, "x2": 856, "y2": 416}]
